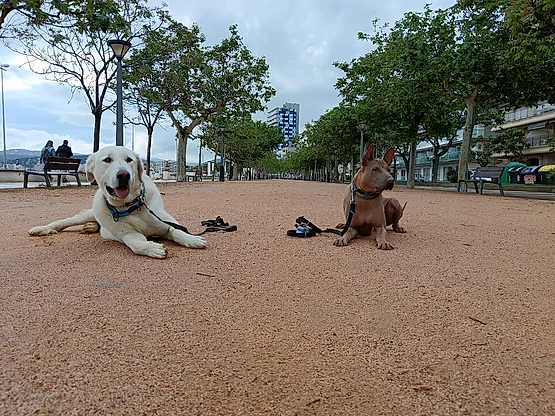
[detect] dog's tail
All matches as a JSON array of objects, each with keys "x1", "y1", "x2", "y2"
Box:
[{"x1": 401, "y1": 201, "x2": 407, "y2": 214}]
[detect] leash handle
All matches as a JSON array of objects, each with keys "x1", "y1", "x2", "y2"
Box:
[{"x1": 145, "y1": 202, "x2": 236, "y2": 236}]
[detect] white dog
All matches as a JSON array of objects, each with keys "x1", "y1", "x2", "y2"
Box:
[{"x1": 29, "y1": 146, "x2": 206, "y2": 258}]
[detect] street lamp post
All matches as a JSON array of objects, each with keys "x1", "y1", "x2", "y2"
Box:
[
  {"x1": 1, "y1": 64, "x2": 9, "y2": 169},
  {"x1": 219, "y1": 126, "x2": 225, "y2": 182},
  {"x1": 357, "y1": 121, "x2": 367, "y2": 162},
  {"x1": 107, "y1": 39, "x2": 132, "y2": 146}
]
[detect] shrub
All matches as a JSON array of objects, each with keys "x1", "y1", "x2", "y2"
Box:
[{"x1": 446, "y1": 166, "x2": 458, "y2": 183}]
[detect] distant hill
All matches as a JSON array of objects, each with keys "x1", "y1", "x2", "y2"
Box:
[
  {"x1": 5, "y1": 148, "x2": 89, "y2": 163},
  {"x1": 4, "y1": 148, "x2": 167, "y2": 164}
]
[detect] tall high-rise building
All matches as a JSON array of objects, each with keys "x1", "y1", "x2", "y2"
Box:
[{"x1": 267, "y1": 102, "x2": 300, "y2": 149}]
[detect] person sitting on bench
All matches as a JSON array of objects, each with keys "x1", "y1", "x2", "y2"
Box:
[{"x1": 55, "y1": 140, "x2": 74, "y2": 183}]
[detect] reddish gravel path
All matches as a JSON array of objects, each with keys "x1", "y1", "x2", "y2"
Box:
[{"x1": 1, "y1": 180, "x2": 554, "y2": 415}]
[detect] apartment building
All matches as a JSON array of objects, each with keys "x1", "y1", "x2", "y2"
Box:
[{"x1": 395, "y1": 103, "x2": 555, "y2": 181}]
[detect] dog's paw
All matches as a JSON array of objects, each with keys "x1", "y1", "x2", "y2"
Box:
[
  {"x1": 81, "y1": 221, "x2": 100, "y2": 234},
  {"x1": 377, "y1": 241, "x2": 394, "y2": 250},
  {"x1": 28, "y1": 226, "x2": 57, "y2": 236},
  {"x1": 393, "y1": 226, "x2": 406, "y2": 233},
  {"x1": 142, "y1": 242, "x2": 167, "y2": 259},
  {"x1": 333, "y1": 238, "x2": 349, "y2": 247},
  {"x1": 185, "y1": 235, "x2": 207, "y2": 249},
  {"x1": 172, "y1": 231, "x2": 207, "y2": 248}
]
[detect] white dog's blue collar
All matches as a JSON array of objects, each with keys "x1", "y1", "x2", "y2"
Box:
[{"x1": 105, "y1": 184, "x2": 146, "y2": 221}]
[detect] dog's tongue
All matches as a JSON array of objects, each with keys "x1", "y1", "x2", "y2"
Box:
[{"x1": 115, "y1": 186, "x2": 129, "y2": 199}]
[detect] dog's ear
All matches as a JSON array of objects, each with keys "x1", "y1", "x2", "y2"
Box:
[
  {"x1": 135, "y1": 152, "x2": 144, "y2": 182},
  {"x1": 85, "y1": 153, "x2": 96, "y2": 182},
  {"x1": 361, "y1": 144, "x2": 375, "y2": 165},
  {"x1": 383, "y1": 147, "x2": 395, "y2": 166}
]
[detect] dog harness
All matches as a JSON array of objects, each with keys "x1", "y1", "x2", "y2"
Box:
[{"x1": 105, "y1": 184, "x2": 146, "y2": 221}]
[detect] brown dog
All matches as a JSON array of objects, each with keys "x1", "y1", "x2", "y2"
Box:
[{"x1": 334, "y1": 144, "x2": 406, "y2": 249}]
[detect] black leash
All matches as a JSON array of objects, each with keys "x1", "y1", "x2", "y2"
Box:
[
  {"x1": 144, "y1": 203, "x2": 236, "y2": 236},
  {"x1": 287, "y1": 216, "x2": 343, "y2": 238},
  {"x1": 287, "y1": 182, "x2": 381, "y2": 238}
]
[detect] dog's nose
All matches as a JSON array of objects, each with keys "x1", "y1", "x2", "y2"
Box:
[{"x1": 117, "y1": 170, "x2": 130, "y2": 182}]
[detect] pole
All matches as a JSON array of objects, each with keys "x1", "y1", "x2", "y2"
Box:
[
  {"x1": 219, "y1": 131, "x2": 225, "y2": 182},
  {"x1": 1, "y1": 68, "x2": 7, "y2": 169},
  {"x1": 359, "y1": 128, "x2": 364, "y2": 162},
  {"x1": 198, "y1": 140, "x2": 202, "y2": 176},
  {"x1": 115, "y1": 57, "x2": 124, "y2": 146},
  {"x1": 132, "y1": 123, "x2": 135, "y2": 152}
]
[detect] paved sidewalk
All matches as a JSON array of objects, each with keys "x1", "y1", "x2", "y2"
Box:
[{"x1": 415, "y1": 184, "x2": 555, "y2": 201}]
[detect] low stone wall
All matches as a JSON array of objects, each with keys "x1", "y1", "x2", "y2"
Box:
[{"x1": 0, "y1": 169, "x2": 87, "y2": 183}]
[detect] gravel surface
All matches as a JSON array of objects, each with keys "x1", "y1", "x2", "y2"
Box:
[{"x1": 1, "y1": 180, "x2": 554, "y2": 415}]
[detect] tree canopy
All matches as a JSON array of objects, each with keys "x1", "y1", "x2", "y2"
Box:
[{"x1": 125, "y1": 18, "x2": 275, "y2": 181}]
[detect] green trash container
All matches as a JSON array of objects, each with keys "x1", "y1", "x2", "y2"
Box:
[{"x1": 502, "y1": 162, "x2": 525, "y2": 184}]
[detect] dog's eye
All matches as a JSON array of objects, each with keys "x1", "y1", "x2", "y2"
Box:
[
  {"x1": 373, "y1": 166, "x2": 379, "y2": 171},
  {"x1": 125, "y1": 157, "x2": 133, "y2": 163},
  {"x1": 103, "y1": 157, "x2": 112, "y2": 163}
]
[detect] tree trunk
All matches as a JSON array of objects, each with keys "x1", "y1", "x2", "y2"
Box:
[
  {"x1": 93, "y1": 111, "x2": 102, "y2": 153},
  {"x1": 406, "y1": 139, "x2": 417, "y2": 189},
  {"x1": 176, "y1": 136, "x2": 187, "y2": 182},
  {"x1": 458, "y1": 97, "x2": 478, "y2": 183},
  {"x1": 146, "y1": 126, "x2": 154, "y2": 177},
  {"x1": 211, "y1": 144, "x2": 218, "y2": 181},
  {"x1": 432, "y1": 155, "x2": 440, "y2": 182}
]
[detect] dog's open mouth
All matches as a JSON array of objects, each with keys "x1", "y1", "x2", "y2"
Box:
[{"x1": 106, "y1": 185, "x2": 130, "y2": 200}]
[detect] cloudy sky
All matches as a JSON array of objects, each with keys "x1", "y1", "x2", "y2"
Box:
[{"x1": 0, "y1": 0, "x2": 453, "y2": 163}]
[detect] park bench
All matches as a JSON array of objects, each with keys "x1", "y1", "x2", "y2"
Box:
[
  {"x1": 457, "y1": 166, "x2": 504, "y2": 196},
  {"x1": 185, "y1": 171, "x2": 202, "y2": 182},
  {"x1": 23, "y1": 157, "x2": 82, "y2": 188}
]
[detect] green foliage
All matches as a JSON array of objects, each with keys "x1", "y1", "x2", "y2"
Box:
[
  {"x1": 446, "y1": 166, "x2": 458, "y2": 183},
  {"x1": 301, "y1": 104, "x2": 359, "y2": 163},
  {"x1": 471, "y1": 136, "x2": 494, "y2": 167},
  {"x1": 0, "y1": 0, "x2": 128, "y2": 37},
  {"x1": 3, "y1": 0, "x2": 159, "y2": 152},
  {"x1": 127, "y1": 18, "x2": 276, "y2": 180},
  {"x1": 220, "y1": 119, "x2": 284, "y2": 166},
  {"x1": 547, "y1": 136, "x2": 555, "y2": 152},
  {"x1": 489, "y1": 128, "x2": 530, "y2": 162}
]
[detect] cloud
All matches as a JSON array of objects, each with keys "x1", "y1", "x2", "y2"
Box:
[{"x1": 2, "y1": 0, "x2": 454, "y2": 160}]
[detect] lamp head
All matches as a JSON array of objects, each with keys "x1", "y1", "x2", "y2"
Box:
[{"x1": 107, "y1": 40, "x2": 132, "y2": 59}]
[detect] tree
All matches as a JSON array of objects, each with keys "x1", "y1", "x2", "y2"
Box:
[
  {"x1": 133, "y1": 18, "x2": 275, "y2": 181},
  {"x1": 489, "y1": 128, "x2": 530, "y2": 162},
  {"x1": 471, "y1": 136, "x2": 494, "y2": 167},
  {"x1": 0, "y1": 0, "x2": 122, "y2": 37},
  {"x1": 300, "y1": 105, "x2": 360, "y2": 181},
  {"x1": 438, "y1": 1, "x2": 554, "y2": 183},
  {"x1": 335, "y1": 8, "x2": 457, "y2": 188},
  {"x1": 221, "y1": 119, "x2": 284, "y2": 179},
  {"x1": 4, "y1": 0, "x2": 162, "y2": 152}
]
